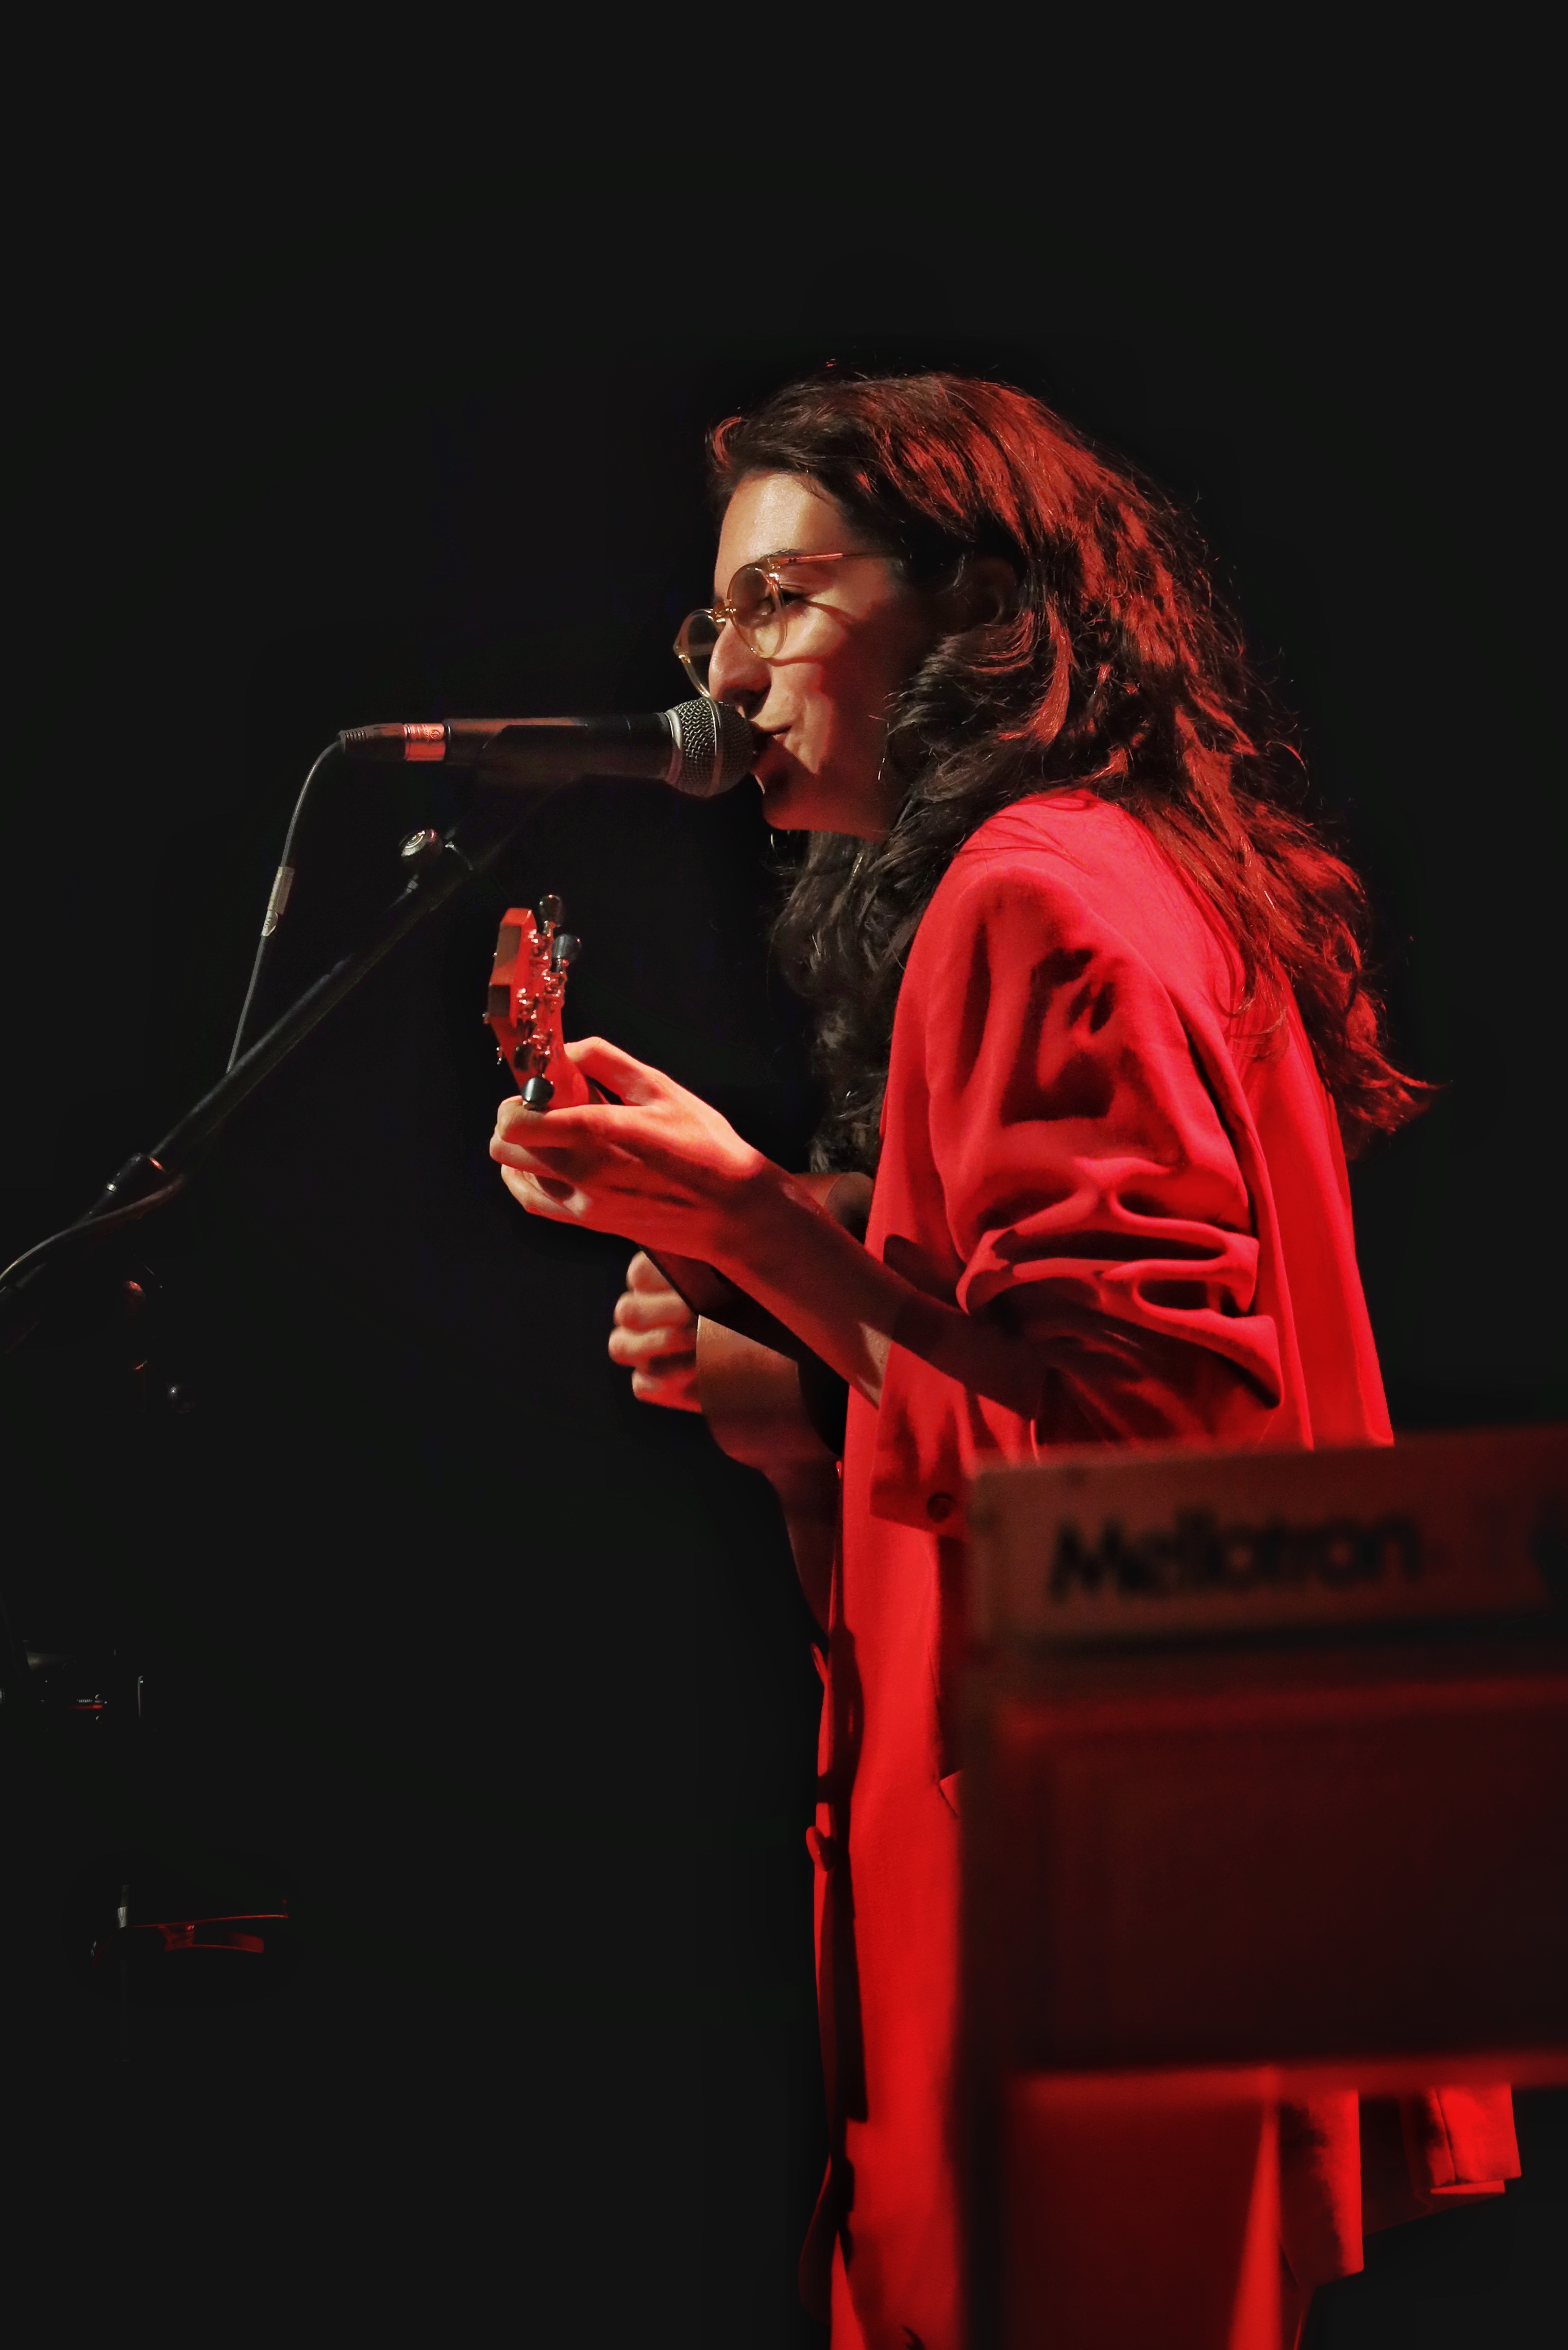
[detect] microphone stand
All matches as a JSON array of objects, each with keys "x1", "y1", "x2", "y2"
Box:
[{"x1": 0, "y1": 784, "x2": 546, "y2": 1357}]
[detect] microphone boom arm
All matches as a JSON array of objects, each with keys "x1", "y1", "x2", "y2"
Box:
[{"x1": 4, "y1": 782, "x2": 545, "y2": 1354}]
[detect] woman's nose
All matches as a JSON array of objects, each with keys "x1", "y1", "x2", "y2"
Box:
[{"x1": 706, "y1": 620, "x2": 769, "y2": 705}]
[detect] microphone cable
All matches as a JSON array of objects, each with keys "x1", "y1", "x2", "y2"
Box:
[{"x1": 227, "y1": 738, "x2": 340, "y2": 1069}]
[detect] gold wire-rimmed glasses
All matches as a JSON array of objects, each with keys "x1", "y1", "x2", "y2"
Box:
[{"x1": 673, "y1": 549, "x2": 888, "y2": 698}]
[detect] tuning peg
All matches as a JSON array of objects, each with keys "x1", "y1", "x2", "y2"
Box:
[
  {"x1": 550, "y1": 932, "x2": 579, "y2": 973},
  {"x1": 521, "y1": 1076, "x2": 554, "y2": 1109},
  {"x1": 535, "y1": 893, "x2": 564, "y2": 929}
]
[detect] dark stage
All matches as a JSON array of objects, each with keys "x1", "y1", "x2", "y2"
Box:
[{"x1": 2, "y1": 137, "x2": 1560, "y2": 2344}]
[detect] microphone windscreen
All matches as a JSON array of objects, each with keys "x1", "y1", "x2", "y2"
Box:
[{"x1": 665, "y1": 698, "x2": 758, "y2": 797}]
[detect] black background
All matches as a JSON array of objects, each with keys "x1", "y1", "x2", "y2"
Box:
[{"x1": 2, "y1": 113, "x2": 1562, "y2": 2348}]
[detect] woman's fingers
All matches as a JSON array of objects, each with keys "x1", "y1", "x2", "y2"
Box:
[
  {"x1": 563, "y1": 1035, "x2": 672, "y2": 1106},
  {"x1": 611, "y1": 1248, "x2": 701, "y2": 1411},
  {"x1": 497, "y1": 1164, "x2": 589, "y2": 1219},
  {"x1": 490, "y1": 1131, "x2": 593, "y2": 1187},
  {"x1": 492, "y1": 1094, "x2": 545, "y2": 1143},
  {"x1": 490, "y1": 1097, "x2": 639, "y2": 1183},
  {"x1": 630, "y1": 1361, "x2": 702, "y2": 1412},
  {"x1": 613, "y1": 1281, "x2": 696, "y2": 1333},
  {"x1": 612, "y1": 1298, "x2": 692, "y2": 1337},
  {"x1": 490, "y1": 1097, "x2": 586, "y2": 1164},
  {"x1": 626, "y1": 1249, "x2": 674, "y2": 1294},
  {"x1": 490, "y1": 1130, "x2": 572, "y2": 1178},
  {"x1": 609, "y1": 1320, "x2": 695, "y2": 1366},
  {"x1": 490, "y1": 1046, "x2": 772, "y2": 1259}
]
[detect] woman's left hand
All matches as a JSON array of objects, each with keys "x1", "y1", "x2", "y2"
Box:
[{"x1": 489, "y1": 1035, "x2": 773, "y2": 1260}]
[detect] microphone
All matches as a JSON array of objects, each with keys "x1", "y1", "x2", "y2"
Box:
[{"x1": 338, "y1": 697, "x2": 757, "y2": 800}]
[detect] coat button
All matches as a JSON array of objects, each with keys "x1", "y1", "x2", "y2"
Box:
[{"x1": 925, "y1": 1491, "x2": 956, "y2": 1524}]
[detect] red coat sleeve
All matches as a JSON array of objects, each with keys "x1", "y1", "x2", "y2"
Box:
[{"x1": 868, "y1": 851, "x2": 1299, "y2": 1531}]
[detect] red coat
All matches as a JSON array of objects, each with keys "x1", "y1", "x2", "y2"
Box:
[{"x1": 806, "y1": 794, "x2": 1516, "y2": 2348}]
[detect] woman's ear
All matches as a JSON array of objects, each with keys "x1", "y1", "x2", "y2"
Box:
[{"x1": 941, "y1": 556, "x2": 1018, "y2": 632}]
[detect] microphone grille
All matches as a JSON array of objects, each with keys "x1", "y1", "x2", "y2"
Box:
[{"x1": 665, "y1": 698, "x2": 757, "y2": 798}]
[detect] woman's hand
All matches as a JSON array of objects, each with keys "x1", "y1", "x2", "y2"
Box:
[
  {"x1": 488, "y1": 1036, "x2": 774, "y2": 1260},
  {"x1": 608, "y1": 1252, "x2": 701, "y2": 1412},
  {"x1": 491, "y1": 1039, "x2": 1053, "y2": 1424}
]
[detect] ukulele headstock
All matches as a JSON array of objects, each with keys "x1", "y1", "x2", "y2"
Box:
[{"x1": 487, "y1": 894, "x2": 585, "y2": 1109}]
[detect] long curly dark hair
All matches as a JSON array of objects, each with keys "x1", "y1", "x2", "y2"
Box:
[{"x1": 709, "y1": 371, "x2": 1431, "y2": 1171}]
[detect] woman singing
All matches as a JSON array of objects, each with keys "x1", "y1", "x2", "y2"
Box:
[{"x1": 490, "y1": 373, "x2": 1516, "y2": 2347}]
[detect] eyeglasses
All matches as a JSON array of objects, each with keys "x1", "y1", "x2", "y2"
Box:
[{"x1": 673, "y1": 549, "x2": 888, "y2": 698}]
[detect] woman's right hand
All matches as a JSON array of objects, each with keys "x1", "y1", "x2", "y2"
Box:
[{"x1": 608, "y1": 1251, "x2": 702, "y2": 1413}]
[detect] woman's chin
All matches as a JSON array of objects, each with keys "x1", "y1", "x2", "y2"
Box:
[
  {"x1": 758, "y1": 763, "x2": 883, "y2": 838},
  {"x1": 757, "y1": 770, "x2": 805, "y2": 827}
]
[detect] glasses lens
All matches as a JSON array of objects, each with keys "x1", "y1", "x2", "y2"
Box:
[
  {"x1": 729, "y1": 563, "x2": 786, "y2": 658},
  {"x1": 675, "y1": 608, "x2": 720, "y2": 692}
]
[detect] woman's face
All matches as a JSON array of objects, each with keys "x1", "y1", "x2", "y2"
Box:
[{"x1": 706, "y1": 471, "x2": 944, "y2": 838}]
